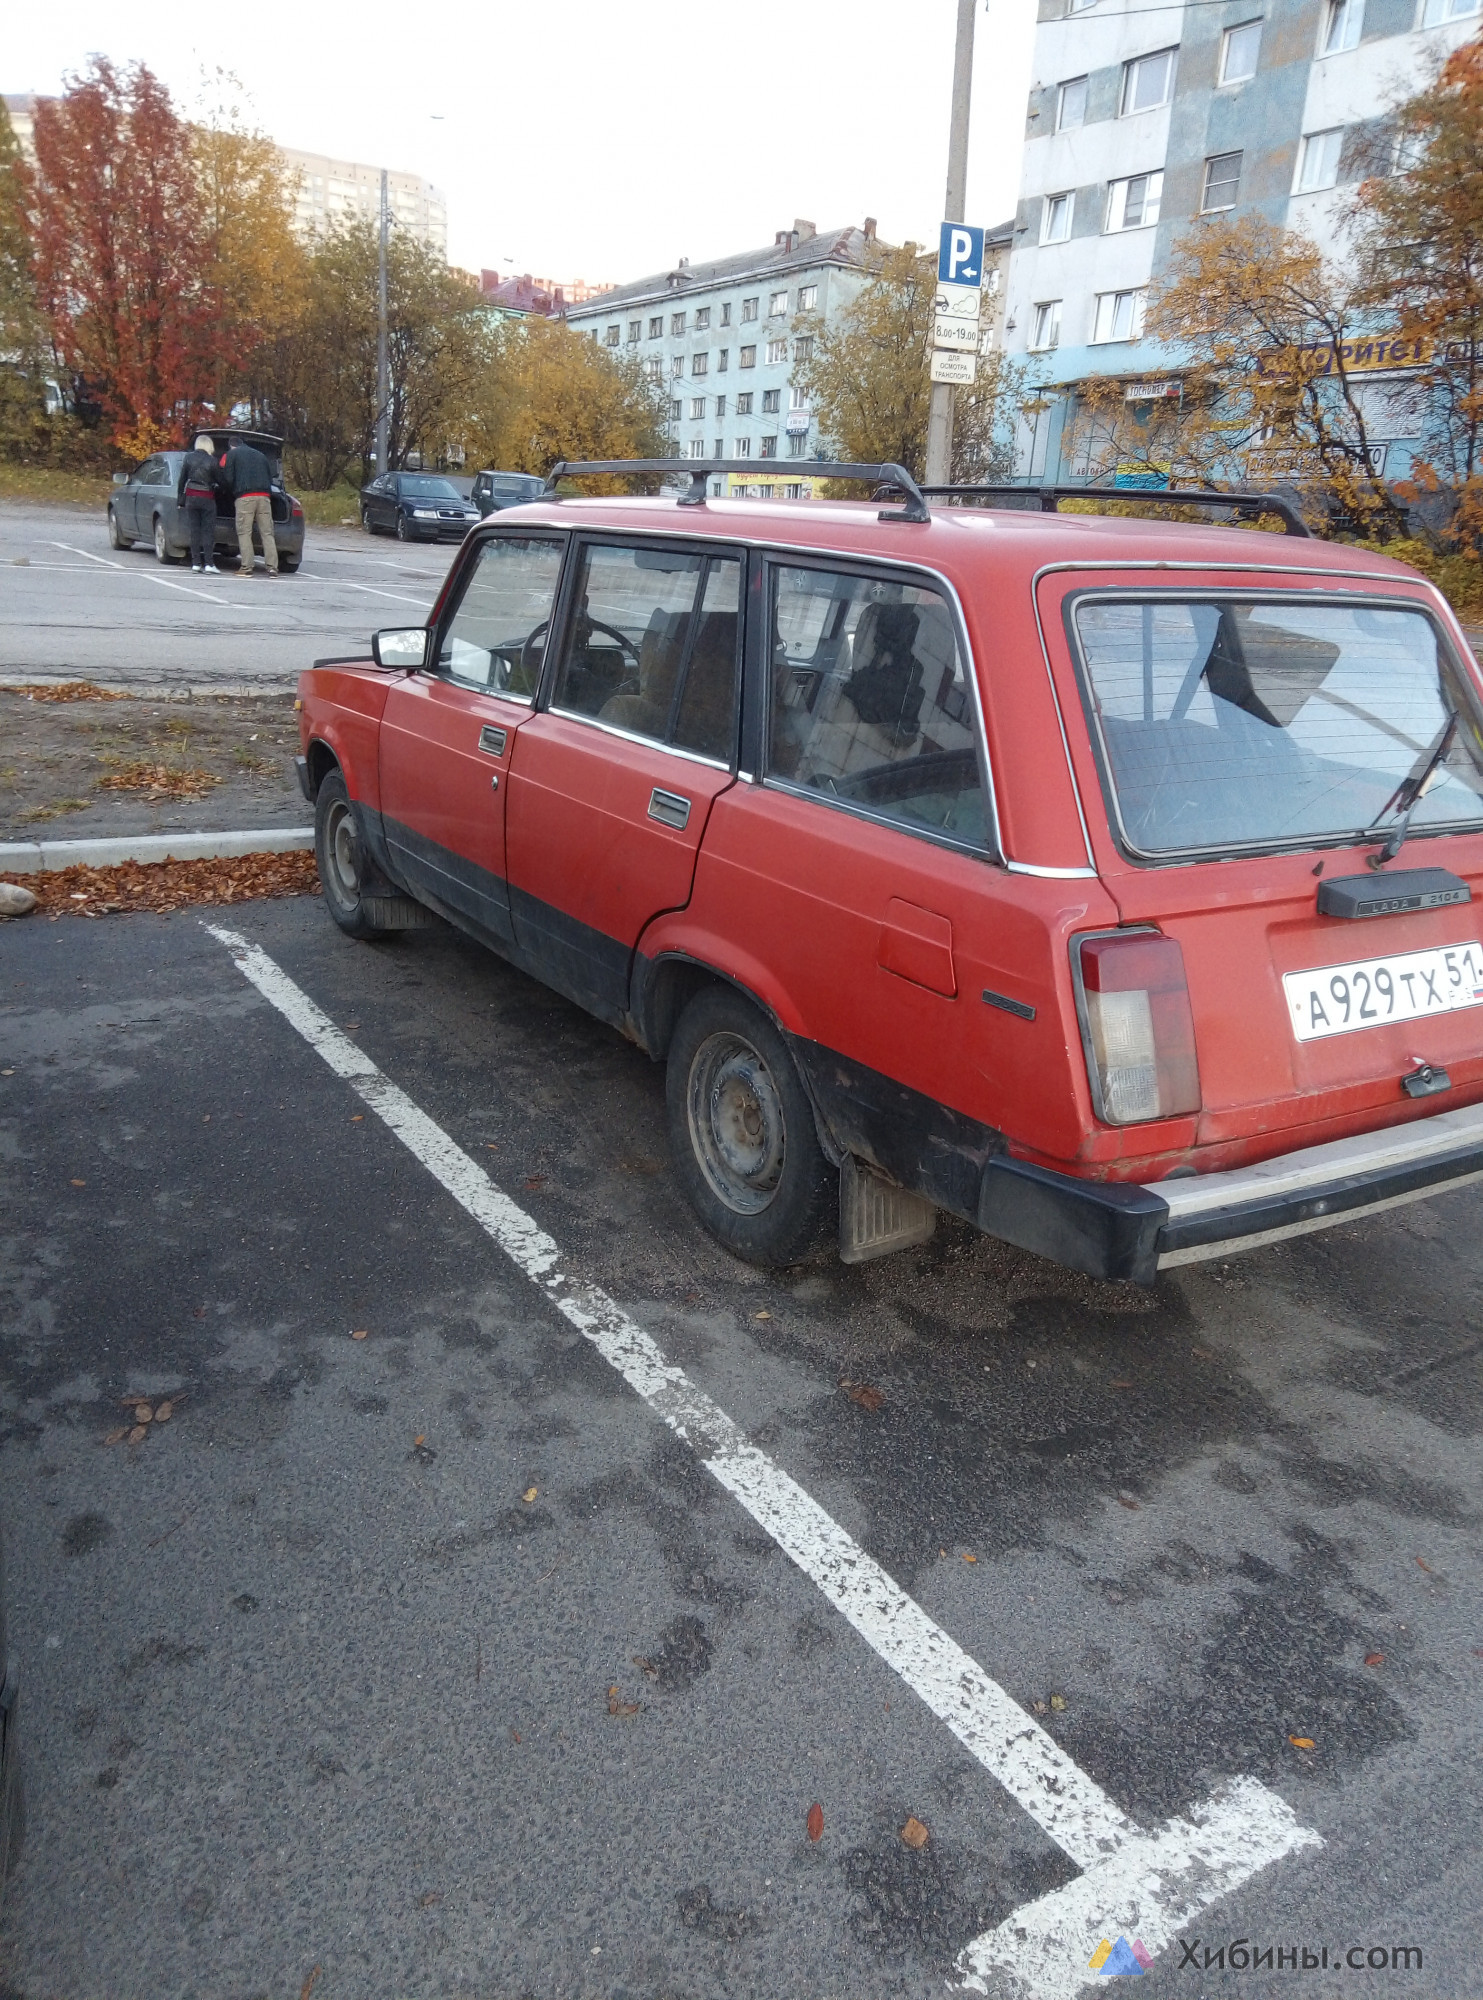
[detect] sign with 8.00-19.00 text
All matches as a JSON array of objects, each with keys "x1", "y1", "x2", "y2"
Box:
[{"x1": 933, "y1": 280, "x2": 982, "y2": 352}]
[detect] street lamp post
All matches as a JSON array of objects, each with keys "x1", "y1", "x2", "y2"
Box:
[
  {"x1": 375, "y1": 169, "x2": 390, "y2": 476},
  {"x1": 924, "y1": 0, "x2": 977, "y2": 488}
]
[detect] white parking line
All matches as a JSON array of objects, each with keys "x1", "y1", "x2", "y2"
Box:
[
  {"x1": 50, "y1": 540, "x2": 122, "y2": 569},
  {"x1": 207, "y1": 924, "x2": 1324, "y2": 1998},
  {"x1": 336, "y1": 580, "x2": 435, "y2": 608},
  {"x1": 47, "y1": 541, "x2": 261, "y2": 609}
]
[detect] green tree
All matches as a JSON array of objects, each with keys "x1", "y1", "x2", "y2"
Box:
[
  {"x1": 467, "y1": 315, "x2": 668, "y2": 482},
  {"x1": 791, "y1": 242, "x2": 1028, "y2": 484}
]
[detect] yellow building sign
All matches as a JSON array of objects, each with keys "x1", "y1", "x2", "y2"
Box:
[{"x1": 1256, "y1": 334, "x2": 1432, "y2": 378}]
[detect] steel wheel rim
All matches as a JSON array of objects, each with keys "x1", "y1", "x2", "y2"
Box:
[
  {"x1": 686, "y1": 1030, "x2": 786, "y2": 1214},
  {"x1": 324, "y1": 798, "x2": 360, "y2": 908},
  {"x1": 154, "y1": 520, "x2": 166, "y2": 559}
]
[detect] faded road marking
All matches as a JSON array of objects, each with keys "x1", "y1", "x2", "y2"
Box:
[{"x1": 207, "y1": 925, "x2": 1324, "y2": 1994}]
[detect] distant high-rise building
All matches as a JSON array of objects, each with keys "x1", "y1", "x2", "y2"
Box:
[{"x1": 277, "y1": 147, "x2": 446, "y2": 258}]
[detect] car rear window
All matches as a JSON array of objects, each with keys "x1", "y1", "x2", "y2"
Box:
[{"x1": 1073, "y1": 596, "x2": 1483, "y2": 857}]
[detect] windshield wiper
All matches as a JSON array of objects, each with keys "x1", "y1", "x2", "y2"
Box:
[{"x1": 1368, "y1": 708, "x2": 1460, "y2": 867}]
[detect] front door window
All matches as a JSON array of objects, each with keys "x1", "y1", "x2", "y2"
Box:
[{"x1": 436, "y1": 535, "x2": 566, "y2": 698}]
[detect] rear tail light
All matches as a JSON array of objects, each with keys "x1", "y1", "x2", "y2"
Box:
[{"x1": 1075, "y1": 932, "x2": 1201, "y2": 1125}]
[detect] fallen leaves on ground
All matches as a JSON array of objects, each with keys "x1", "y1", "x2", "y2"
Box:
[
  {"x1": 351, "y1": 1328, "x2": 368, "y2": 1341},
  {"x1": 606, "y1": 1685, "x2": 640, "y2": 1718},
  {"x1": 1116, "y1": 1493, "x2": 1141, "y2": 1511},
  {"x1": 899, "y1": 1816, "x2": 930, "y2": 1850},
  {"x1": 1050, "y1": 1693, "x2": 1067, "y2": 1711},
  {"x1": 806, "y1": 1801, "x2": 824, "y2": 1842},
  {"x1": 1289, "y1": 1735, "x2": 1315, "y2": 1750},
  {"x1": 419, "y1": 1891, "x2": 442, "y2": 1908},
  {"x1": 3, "y1": 852, "x2": 319, "y2": 916},
  {"x1": 1416, "y1": 1557, "x2": 1434, "y2": 1573},
  {"x1": 1364, "y1": 1652, "x2": 1385, "y2": 1667},
  {"x1": 106, "y1": 1393, "x2": 183, "y2": 1445},
  {"x1": 841, "y1": 1380, "x2": 884, "y2": 1412},
  {"x1": 2, "y1": 681, "x2": 131, "y2": 703},
  {"x1": 300, "y1": 1969, "x2": 322, "y2": 2000},
  {"x1": 962, "y1": 1552, "x2": 977, "y2": 1563},
  {"x1": 96, "y1": 760, "x2": 220, "y2": 800}
]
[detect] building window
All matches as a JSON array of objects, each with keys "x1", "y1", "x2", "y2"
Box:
[
  {"x1": 721, "y1": 302, "x2": 732, "y2": 326},
  {"x1": 762, "y1": 388, "x2": 781, "y2": 413},
  {"x1": 1031, "y1": 300, "x2": 1062, "y2": 350},
  {"x1": 1041, "y1": 192, "x2": 1074, "y2": 243},
  {"x1": 1056, "y1": 76, "x2": 1088, "y2": 130},
  {"x1": 1423, "y1": 0, "x2": 1481, "y2": 21},
  {"x1": 769, "y1": 290, "x2": 789, "y2": 315},
  {"x1": 789, "y1": 385, "x2": 808, "y2": 409},
  {"x1": 1121, "y1": 47, "x2": 1176, "y2": 115},
  {"x1": 736, "y1": 392, "x2": 754, "y2": 415},
  {"x1": 646, "y1": 357, "x2": 663, "y2": 383},
  {"x1": 717, "y1": 349, "x2": 729, "y2": 372},
  {"x1": 692, "y1": 352, "x2": 708, "y2": 376},
  {"x1": 1220, "y1": 19, "x2": 1262, "y2": 82},
  {"x1": 740, "y1": 345, "x2": 757, "y2": 368},
  {"x1": 605, "y1": 324, "x2": 620, "y2": 347},
  {"x1": 689, "y1": 438, "x2": 705, "y2": 459},
  {"x1": 1092, "y1": 287, "x2": 1147, "y2": 342},
  {"x1": 1322, "y1": 0, "x2": 1363, "y2": 51},
  {"x1": 672, "y1": 355, "x2": 685, "y2": 379},
  {"x1": 798, "y1": 284, "x2": 818, "y2": 310},
  {"x1": 714, "y1": 439, "x2": 724, "y2": 457},
  {"x1": 695, "y1": 306, "x2": 711, "y2": 330},
  {"x1": 648, "y1": 315, "x2": 663, "y2": 338},
  {"x1": 690, "y1": 397, "x2": 706, "y2": 420},
  {"x1": 766, "y1": 338, "x2": 788, "y2": 364},
  {"x1": 1106, "y1": 170, "x2": 1163, "y2": 230},
  {"x1": 735, "y1": 436, "x2": 751, "y2": 456},
  {"x1": 628, "y1": 320, "x2": 641, "y2": 344},
  {"x1": 670, "y1": 400, "x2": 683, "y2": 421},
  {"x1": 760, "y1": 435, "x2": 778, "y2": 458},
  {"x1": 741, "y1": 296, "x2": 758, "y2": 321},
  {"x1": 793, "y1": 335, "x2": 814, "y2": 362},
  {"x1": 715, "y1": 395, "x2": 727, "y2": 420},
  {"x1": 787, "y1": 434, "x2": 807, "y2": 457},
  {"x1": 1297, "y1": 127, "x2": 1344, "y2": 191},
  {"x1": 671, "y1": 312, "x2": 686, "y2": 336},
  {"x1": 1202, "y1": 150, "x2": 1243, "y2": 210}
]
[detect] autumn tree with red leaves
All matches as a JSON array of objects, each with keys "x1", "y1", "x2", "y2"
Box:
[{"x1": 30, "y1": 58, "x2": 227, "y2": 446}]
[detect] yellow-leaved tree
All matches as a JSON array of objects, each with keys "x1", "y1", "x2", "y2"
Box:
[{"x1": 468, "y1": 316, "x2": 669, "y2": 487}]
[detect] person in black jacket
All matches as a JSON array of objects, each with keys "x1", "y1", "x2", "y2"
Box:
[
  {"x1": 223, "y1": 437, "x2": 279, "y2": 576},
  {"x1": 176, "y1": 436, "x2": 221, "y2": 574}
]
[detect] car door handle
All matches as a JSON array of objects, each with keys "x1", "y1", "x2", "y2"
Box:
[
  {"x1": 648, "y1": 787, "x2": 691, "y2": 830},
  {"x1": 478, "y1": 724, "x2": 507, "y2": 757}
]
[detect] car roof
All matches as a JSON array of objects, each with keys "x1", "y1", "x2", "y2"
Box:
[{"x1": 483, "y1": 494, "x2": 1434, "y2": 590}]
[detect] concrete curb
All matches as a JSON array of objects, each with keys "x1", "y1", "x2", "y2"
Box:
[{"x1": 0, "y1": 828, "x2": 314, "y2": 875}]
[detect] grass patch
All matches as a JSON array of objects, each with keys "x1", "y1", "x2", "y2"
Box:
[
  {"x1": 0, "y1": 464, "x2": 117, "y2": 509},
  {"x1": 295, "y1": 482, "x2": 363, "y2": 529},
  {"x1": 18, "y1": 798, "x2": 91, "y2": 823}
]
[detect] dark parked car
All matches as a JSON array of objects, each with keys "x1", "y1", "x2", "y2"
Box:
[
  {"x1": 471, "y1": 469, "x2": 545, "y2": 516},
  {"x1": 106, "y1": 428, "x2": 306, "y2": 571},
  {"x1": 359, "y1": 473, "x2": 479, "y2": 541}
]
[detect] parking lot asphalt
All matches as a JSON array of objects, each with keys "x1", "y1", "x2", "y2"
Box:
[
  {"x1": 2, "y1": 896, "x2": 1482, "y2": 1999},
  {"x1": 0, "y1": 500, "x2": 457, "y2": 690}
]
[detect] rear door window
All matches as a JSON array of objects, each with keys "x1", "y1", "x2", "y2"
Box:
[
  {"x1": 435, "y1": 535, "x2": 566, "y2": 699},
  {"x1": 766, "y1": 563, "x2": 990, "y2": 850},
  {"x1": 551, "y1": 541, "x2": 741, "y2": 764}
]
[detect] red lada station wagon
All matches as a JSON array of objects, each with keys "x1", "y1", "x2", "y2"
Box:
[{"x1": 296, "y1": 458, "x2": 1483, "y2": 1283}]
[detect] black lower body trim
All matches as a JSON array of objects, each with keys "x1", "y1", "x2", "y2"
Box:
[
  {"x1": 978, "y1": 1156, "x2": 1169, "y2": 1284},
  {"x1": 380, "y1": 813, "x2": 514, "y2": 944}
]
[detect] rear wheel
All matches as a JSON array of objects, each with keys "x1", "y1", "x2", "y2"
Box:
[
  {"x1": 361, "y1": 505, "x2": 375, "y2": 533},
  {"x1": 152, "y1": 516, "x2": 178, "y2": 564},
  {"x1": 278, "y1": 553, "x2": 300, "y2": 573},
  {"x1": 665, "y1": 986, "x2": 833, "y2": 1266},
  {"x1": 314, "y1": 771, "x2": 390, "y2": 940},
  {"x1": 107, "y1": 507, "x2": 133, "y2": 551}
]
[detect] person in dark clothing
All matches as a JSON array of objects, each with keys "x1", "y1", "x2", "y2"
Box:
[
  {"x1": 176, "y1": 436, "x2": 220, "y2": 574},
  {"x1": 222, "y1": 438, "x2": 279, "y2": 575}
]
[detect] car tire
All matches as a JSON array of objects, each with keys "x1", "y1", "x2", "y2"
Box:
[
  {"x1": 361, "y1": 505, "x2": 377, "y2": 534},
  {"x1": 665, "y1": 985, "x2": 834, "y2": 1267},
  {"x1": 395, "y1": 514, "x2": 411, "y2": 541},
  {"x1": 278, "y1": 554, "x2": 300, "y2": 573},
  {"x1": 152, "y1": 516, "x2": 178, "y2": 564},
  {"x1": 314, "y1": 771, "x2": 391, "y2": 941},
  {"x1": 107, "y1": 506, "x2": 133, "y2": 551}
]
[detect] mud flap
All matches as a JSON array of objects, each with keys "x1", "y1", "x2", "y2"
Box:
[
  {"x1": 839, "y1": 1154, "x2": 937, "y2": 1264},
  {"x1": 362, "y1": 896, "x2": 440, "y2": 931}
]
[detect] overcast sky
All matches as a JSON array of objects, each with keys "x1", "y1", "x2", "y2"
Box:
[{"x1": 5, "y1": 0, "x2": 1037, "y2": 284}]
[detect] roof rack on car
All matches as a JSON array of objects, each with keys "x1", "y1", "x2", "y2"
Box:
[
  {"x1": 543, "y1": 458, "x2": 931, "y2": 525},
  {"x1": 919, "y1": 483, "x2": 1311, "y2": 539}
]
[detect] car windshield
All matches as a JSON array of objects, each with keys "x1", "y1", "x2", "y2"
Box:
[
  {"x1": 1074, "y1": 596, "x2": 1483, "y2": 856},
  {"x1": 488, "y1": 476, "x2": 542, "y2": 494},
  {"x1": 400, "y1": 477, "x2": 463, "y2": 499}
]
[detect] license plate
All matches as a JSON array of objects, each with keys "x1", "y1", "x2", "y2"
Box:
[{"x1": 1284, "y1": 940, "x2": 1483, "y2": 1042}]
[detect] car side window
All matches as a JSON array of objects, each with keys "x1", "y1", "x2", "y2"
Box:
[
  {"x1": 768, "y1": 564, "x2": 989, "y2": 849},
  {"x1": 139, "y1": 457, "x2": 168, "y2": 486},
  {"x1": 435, "y1": 536, "x2": 566, "y2": 699},
  {"x1": 552, "y1": 542, "x2": 741, "y2": 763}
]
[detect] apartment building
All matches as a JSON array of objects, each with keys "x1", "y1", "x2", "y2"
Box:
[
  {"x1": 1003, "y1": 0, "x2": 1483, "y2": 482},
  {"x1": 566, "y1": 221, "x2": 885, "y2": 495},
  {"x1": 278, "y1": 147, "x2": 447, "y2": 258}
]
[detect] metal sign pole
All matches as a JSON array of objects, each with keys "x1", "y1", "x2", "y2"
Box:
[
  {"x1": 376, "y1": 170, "x2": 390, "y2": 477},
  {"x1": 925, "y1": 0, "x2": 976, "y2": 488}
]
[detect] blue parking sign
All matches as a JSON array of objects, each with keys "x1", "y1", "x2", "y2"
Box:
[{"x1": 938, "y1": 223, "x2": 984, "y2": 287}]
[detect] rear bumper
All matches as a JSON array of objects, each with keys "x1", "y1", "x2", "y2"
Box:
[{"x1": 978, "y1": 1100, "x2": 1483, "y2": 1284}]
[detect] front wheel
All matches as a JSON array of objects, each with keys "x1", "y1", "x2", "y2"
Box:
[
  {"x1": 665, "y1": 986, "x2": 833, "y2": 1266},
  {"x1": 107, "y1": 507, "x2": 133, "y2": 551},
  {"x1": 395, "y1": 514, "x2": 411, "y2": 541},
  {"x1": 314, "y1": 771, "x2": 390, "y2": 940}
]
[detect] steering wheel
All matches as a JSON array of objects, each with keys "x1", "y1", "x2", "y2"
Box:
[
  {"x1": 518, "y1": 618, "x2": 551, "y2": 683},
  {"x1": 581, "y1": 617, "x2": 642, "y2": 665}
]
